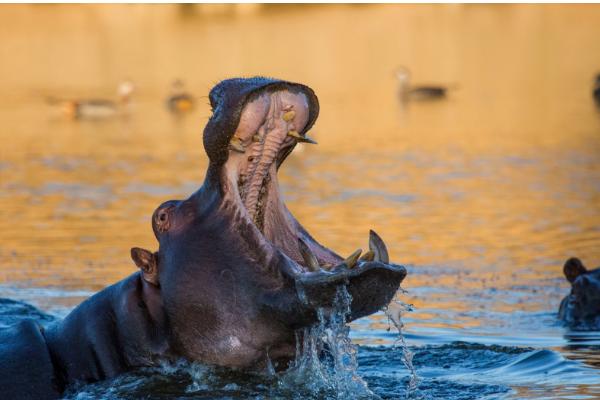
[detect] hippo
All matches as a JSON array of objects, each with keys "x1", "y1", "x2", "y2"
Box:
[
  {"x1": 0, "y1": 77, "x2": 407, "y2": 399},
  {"x1": 558, "y1": 257, "x2": 600, "y2": 327}
]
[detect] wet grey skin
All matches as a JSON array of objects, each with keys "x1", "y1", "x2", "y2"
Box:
[
  {"x1": 558, "y1": 257, "x2": 600, "y2": 326},
  {"x1": 0, "y1": 77, "x2": 407, "y2": 399}
]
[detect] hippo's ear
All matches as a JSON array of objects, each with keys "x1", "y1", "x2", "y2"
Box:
[
  {"x1": 131, "y1": 247, "x2": 159, "y2": 286},
  {"x1": 564, "y1": 257, "x2": 587, "y2": 283}
]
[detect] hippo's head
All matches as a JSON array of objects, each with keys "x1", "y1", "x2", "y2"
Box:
[
  {"x1": 130, "y1": 78, "x2": 407, "y2": 367},
  {"x1": 559, "y1": 257, "x2": 600, "y2": 325}
]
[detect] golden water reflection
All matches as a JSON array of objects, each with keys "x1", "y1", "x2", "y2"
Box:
[{"x1": 0, "y1": 4, "x2": 599, "y2": 353}]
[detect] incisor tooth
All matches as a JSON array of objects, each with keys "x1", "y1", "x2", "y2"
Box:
[
  {"x1": 229, "y1": 137, "x2": 245, "y2": 153},
  {"x1": 287, "y1": 130, "x2": 301, "y2": 139},
  {"x1": 298, "y1": 135, "x2": 318, "y2": 145},
  {"x1": 298, "y1": 238, "x2": 320, "y2": 272},
  {"x1": 321, "y1": 262, "x2": 334, "y2": 270},
  {"x1": 359, "y1": 250, "x2": 375, "y2": 262},
  {"x1": 287, "y1": 130, "x2": 318, "y2": 145},
  {"x1": 369, "y1": 230, "x2": 389, "y2": 263},
  {"x1": 282, "y1": 110, "x2": 296, "y2": 122},
  {"x1": 344, "y1": 249, "x2": 362, "y2": 269}
]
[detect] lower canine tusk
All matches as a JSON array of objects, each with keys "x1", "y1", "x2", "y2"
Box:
[
  {"x1": 298, "y1": 238, "x2": 320, "y2": 272},
  {"x1": 369, "y1": 230, "x2": 389, "y2": 263}
]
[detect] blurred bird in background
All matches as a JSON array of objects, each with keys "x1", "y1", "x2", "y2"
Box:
[
  {"x1": 395, "y1": 66, "x2": 449, "y2": 102},
  {"x1": 46, "y1": 80, "x2": 135, "y2": 119},
  {"x1": 166, "y1": 79, "x2": 195, "y2": 114}
]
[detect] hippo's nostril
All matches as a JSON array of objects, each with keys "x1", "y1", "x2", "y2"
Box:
[{"x1": 153, "y1": 207, "x2": 172, "y2": 234}]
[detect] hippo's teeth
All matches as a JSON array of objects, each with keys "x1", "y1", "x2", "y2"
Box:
[
  {"x1": 298, "y1": 135, "x2": 318, "y2": 145},
  {"x1": 229, "y1": 137, "x2": 246, "y2": 153},
  {"x1": 287, "y1": 130, "x2": 302, "y2": 139},
  {"x1": 287, "y1": 130, "x2": 318, "y2": 145},
  {"x1": 359, "y1": 250, "x2": 375, "y2": 262},
  {"x1": 282, "y1": 110, "x2": 296, "y2": 122},
  {"x1": 252, "y1": 134, "x2": 262, "y2": 142},
  {"x1": 344, "y1": 249, "x2": 362, "y2": 269},
  {"x1": 369, "y1": 230, "x2": 389, "y2": 263},
  {"x1": 298, "y1": 238, "x2": 320, "y2": 272}
]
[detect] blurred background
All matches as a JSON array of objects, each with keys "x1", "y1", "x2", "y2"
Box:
[{"x1": 0, "y1": 5, "x2": 600, "y2": 395}]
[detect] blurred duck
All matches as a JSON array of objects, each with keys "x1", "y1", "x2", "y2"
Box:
[
  {"x1": 593, "y1": 73, "x2": 600, "y2": 105},
  {"x1": 47, "y1": 80, "x2": 134, "y2": 119},
  {"x1": 395, "y1": 66, "x2": 448, "y2": 102},
  {"x1": 166, "y1": 79, "x2": 195, "y2": 113}
]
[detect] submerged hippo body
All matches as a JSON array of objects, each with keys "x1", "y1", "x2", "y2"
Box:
[
  {"x1": 0, "y1": 77, "x2": 407, "y2": 398},
  {"x1": 559, "y1": 257, "x2": 600, "y2": 327}
]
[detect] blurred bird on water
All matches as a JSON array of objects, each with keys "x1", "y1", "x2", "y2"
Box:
[
  {"x1": 395, "y1": 66, "x2": 451, "y2": 102},
  {"x1": 46, "y1": 80, "x2": 135, "y2": 119},
  {"x1": 166, "y1": 79, "x2": 195, "y2": 114}
]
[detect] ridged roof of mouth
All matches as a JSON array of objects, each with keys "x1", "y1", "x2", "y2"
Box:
[
  {"x1": 221, "y1": 87, "x2": 345, "y2": 272},
  {"x1": 206, "y1": 79, "x2": 395, "y2": 277}
]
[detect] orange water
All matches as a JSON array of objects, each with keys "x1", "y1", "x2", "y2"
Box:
[{"x1": 0, "y1": 4, "x2": 599, "y2": 369}]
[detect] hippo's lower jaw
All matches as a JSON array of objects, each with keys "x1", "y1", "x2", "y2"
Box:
[{"x1": 219, "y1": 83, "x2": 407, "y2": 320}]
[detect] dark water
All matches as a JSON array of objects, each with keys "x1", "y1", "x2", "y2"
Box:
[
  {"x1": 2, "y1": 290, "x2": 600, "y2": 400},
  {"x1": 1, "y1": 3, "x2": 600, "y2": 399}
]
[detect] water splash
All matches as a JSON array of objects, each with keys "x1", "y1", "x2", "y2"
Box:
[
  {"x1": 281, "y1": 285, "x2": 376, "y2": 399},
  {"x1": 385, "y1": 298, "x2": 419, "y2": 398},
  {"x1": 184, "y1": 362, "x2": 212, "y2": 393}
]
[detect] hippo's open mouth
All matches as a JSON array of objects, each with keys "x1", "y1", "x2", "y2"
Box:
[
  {"x1": 222, "y1": 89, "x2": 348, "y2": 271},
  {"x1": 215, "y1": 82, "x2": 406, "y2": 307}
]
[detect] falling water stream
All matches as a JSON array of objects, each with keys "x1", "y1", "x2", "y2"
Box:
[
  {"x1": 385, "y1": 297, "x2": 419, "y2": 398},
  {"x1": 281, "y1": 285, "x2": 376, "y2": 399}
]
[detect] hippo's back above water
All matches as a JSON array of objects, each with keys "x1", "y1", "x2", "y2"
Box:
[
  {"x1": 0, "y1": 298, "x2": 56, "y2": 329},
  {"x1": 0, "y1": 300, "x2": 61, "y2": 399}
]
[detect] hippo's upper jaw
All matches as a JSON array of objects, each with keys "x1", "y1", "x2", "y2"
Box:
[{"x1": 203, "y1": 77, "x2": 407, "y2": 320}]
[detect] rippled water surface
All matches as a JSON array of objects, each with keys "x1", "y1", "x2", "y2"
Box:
[{"x1": 1, "y1": 4, "x2": 600, "y2": 399}]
